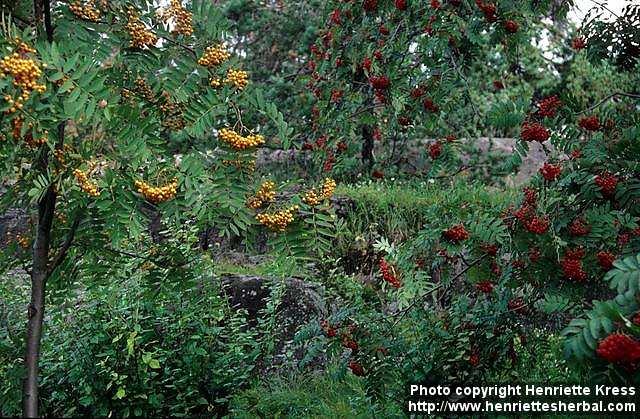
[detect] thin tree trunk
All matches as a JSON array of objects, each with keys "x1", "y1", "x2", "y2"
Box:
[
  {"x1": 361, "y1": 125, "x2": 374, "y2": 171},
  {"x1": 23, "y1": 186, "x2": 56, "y2": 417}
]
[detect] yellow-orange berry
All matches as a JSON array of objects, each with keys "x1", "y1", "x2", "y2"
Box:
[
  {"x1": 225, "y1": 68, "x2": 249, "y2": 90},
  {"x1": 135, "y1": 178, "x2": 178, "y2": 204},
  {"x1": 73, "y1": 168, "x2": 100, "y2": 197},
  {"x1": 218, "y1": 127, "x2": 265, "y2": 151},
  {"x1": 256, "y1": 205, "x2": 299, "y2": 232},
  {"x1": 247, "y1": 180, "x2": 276, "y2": 209},
  {"x1": 126, "y1": 8, "x2": 158, "y2": 49},
  {"x1": 198, "y1": 44, "x2": 231, "y2": 67}
]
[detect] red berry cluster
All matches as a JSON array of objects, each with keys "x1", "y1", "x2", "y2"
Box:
[
  {"x1": 330, "y1": 9, "x2": 341, "y2": 25},
  {"x1": 379, "y1": 258, "x2": 402, "y2": 288},
  {"x1": 395, "y1": 0, "x2": 407, "y2": 11},
  {"x1": 503, "y1": 20, "x2": 519, "y2": 33},
  {"x1": 578, "y1": 115, "x2": 600, "y2": 131},
  {"x1": 423, "y1": 98, "x2": 440, "y2": 113},
  {"x1": 595, "y1": 173, "x2": 618, "y2": 197},
  {"x1": 475, "y1": 0, "x2": 497, "y2": 22},
  {"x1": 539, "y1": 163, "x2": 562, "y2": 181},
  {"x1": 560, "y1": 248, "x2": 587, "y2": 281},
  {"x1": 410, "y1": 86, "x2": 425, "y2": 98},
  {"x1": 596, "y1": 251, "x2": 616, "y2": 270},
  {"x1": 429, "y1": 141, "x2": 442, "y2": 159},
  {"x1": 363, "y1": 0, "x2": 377, "y2": 13},
  {"x1": 537, "y1": 95, "x2": 561, "y2": 118},
  {"x1": 481, "y1": 243, "x2": 499, "y2": 256},
  {"x1": 512, "y1": 190, "x2": 550, "y2": 235},
  {"x1": 320, "y1": 319, "x2": 338, "y2": 338},
  {"x1": 521, "y1": 121, "x2": 550, "y2": 143},
  {"x1": 571, "y1": 37, "x2": 586, "y2": 51},
  {"x1": 596, "y1": 333, "x2": 640, "y2": 365},
  {"x1": 370, "y1": 75, "x2": 390, "y2": 91},
  {"x1": 493, "y1": 80, "x2": 504, "y2": 90},
  {"x1": 348, "y1": 360, "x2": 366, "y2": 376},
  {"x1": 476, "y1": 281, "x2": 494, "y2": 294},
  {"x1": 443, "y1": 224, "x2": 470, "y2": 243},
  {"x1": 568, "y1": 218, "x2": 590, "y2": 237},
  {"x1": 342, "y1": 335, "x2": 359, "y2": 353}
]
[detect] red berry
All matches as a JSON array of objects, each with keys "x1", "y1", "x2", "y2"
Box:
[
  {"x1": 430, "y1": 0, "x2": 441, "y2": 9},
  {"x1": 395, "y1": 0, "x2": 407, "y2": 11},
  {"x1": 568, "y1": 218, "x2": 590, "y2": 237},
  {"x1": 633, "y1": 313, "x2": 640, "y2": 327},
  {"x1": 503, "y1": 20, "x2": 519, "y2": 33},
  {"x1": 526, "y1": 216, "x2": 549, "y2": 235},
  {"x1": 330, "y1": 89, "x2": 343, "y2": 103},
  {"x1": 379, "y1": 258, "x2": 402, "y2": 288},
  {"x1": 521, "y1": 121, "x2": 550, "y2": 143},
  {"x1": 571, "y1": 37, "x2": 586, "y2": 51},
  {"x1": 429, "y1": 142, "x2": 442, "y2": 159},
  {"x1": 539, "y1": 163, "x2": 562, "y2": 181},
  {"x1": 537, "y1": 95, "x2": 561, "y2": 118},
  {"x1": 342, "y1": 336, "x2": 359, "y2": 352},
  {"x1": 597, "y1": 251, "x2": 616, "y2": 270},
  {"x1": 596, "y1": 333, "x2": 640, "y2": 364},
  {"x1": 481, "y1": 243, "x2": 498, "y2": 256},
  {"x1": 595, "y1": 173, "x2": 618, "y2": 197},
  {"x1": 469, "y1": 353, "x2": 480, "y2": 366},
  {"x1": 423, "y1": 98, "x2": 439, "y2": 113},
  {"x1": 560, "y1": 248, "x2": 587, "y2": 281},
  {"x1": 330, "y1": 9, "x2": 341, "y2": 25},
  {"x1": 370, "y1": 75, "x2": 390, "y2": 90},
  {"x1": 443, "y1": 224, "x2": 470, "y2": 243},
  {"x1": 475, "y1": 1, "x2": 497, "y2": 22},
  {"x1": 362, "y1": 56, "x2": 372, "y2": 71},
  {"x1": 476, "y1": 281, "x2": 494, "y2": 293},
  {"x1": 410, "y1": 86, "x2": 425, "y2": 98},
  {"x1": 578, "y1": 115, "x2": 600, "y2": 131},
  {"x1": 348, "y1": 360, "x2": 366, "y2": 376},
  {"x1": 363, "y1": 0, "x2": 377, "y2": 13},
  {"x1": 379, "y1": 25, "x2": 389, "y2": 36},
  {"x1": 372, "y1": 170, "x2": 384, "y2": 179},
  {"x1": 492, "y1": 80, "x2": 504, "y2": 90}
]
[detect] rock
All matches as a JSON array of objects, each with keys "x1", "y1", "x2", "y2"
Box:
[{"x1": 219, "y1": 274, "x2": 326, "y2": 371}]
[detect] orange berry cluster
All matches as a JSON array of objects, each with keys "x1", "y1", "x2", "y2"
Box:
[
  {"x1": 159, "y1": 94, "x2": 186, "y2": 130},
  {"x1": 54, "y1": 144, "x2": 74, "y2": 165},
  {"x1": 135, "y1": 178, "x2": 178, "y2": 204},
  {"x1": 198, "y1": 44, "x2": 231, "y2": 67},
  {"x1": 209, "y1": 77, "x2": 222, "y2": 88},
  {"x1": 162, "y1": 0, "x2": 193, "y2": 36},
  {"x1": 73, "y1": 168, "x2": 100, "y2": 197},
  {"x1": 69, "y1": 1, "x2": 100, "y2": 22},
  {"x1": 134, "y1": 77, "x2": 155, "y2": 101},
  {"x1": 225, "y1": 68, "x2": 249, "y2": 90},
  {"x1": 247, "y1": 180, "x2": 276, "y2": 209},
  {"x1": 126, "y1": 8, "x2": 158, "y2": 49},
  {"x1": 218, "y1": 128, "x2": 265, "y2": 150},
  {"x1": 11, "y1": 118, "x2": 47, "y2": 148},
  {"x1": 1, "y1": 49, "x2": 46, "y2": 113},
  {"x1": 302, "y1": 178, "x2": 336, "y2": 206},
  {"x1": 256, "y1": 205, "x2": 299, "y2": 232},
  {"x1": 222, "y1": 158, "x2": 256, "y2": 170},
  {"x1": 6, "y1": 231, "x2": 30, "y2": 249}
]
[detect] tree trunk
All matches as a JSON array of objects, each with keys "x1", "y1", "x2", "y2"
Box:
[
  {"x1": 22, "y1": 185, "x2": 56, "y2": 417},
  {"x1": 361, "y1": 125, "x2": 374, "y2": 171}
]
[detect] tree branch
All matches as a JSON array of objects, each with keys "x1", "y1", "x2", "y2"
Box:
[{"x1": 47, "y1": 213, "x2": 82, "y2": 276}]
